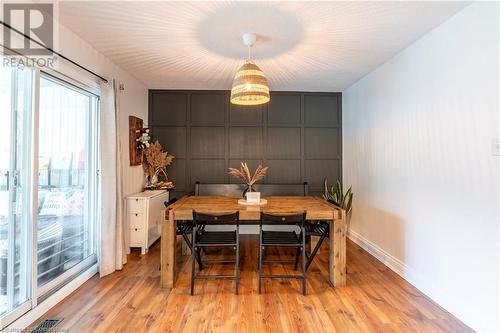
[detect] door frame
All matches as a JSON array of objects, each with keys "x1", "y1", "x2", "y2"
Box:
[
  {"x1": 34, "y1": 70, "x2": 100, "y2": 300},
  {"x1": 0, "y1": 66, "x2": 101, "y2": 329},
  {"x1": 0, "y1": 67, "x2": 35, "y2": 330}
]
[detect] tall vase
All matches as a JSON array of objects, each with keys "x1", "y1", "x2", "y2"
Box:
[
  {"x1": 145, "y1": 173, "x2": 158, "y2": 190},
  {"x1": 242, "y1": 184, "x2": 253, "y2": 198}
]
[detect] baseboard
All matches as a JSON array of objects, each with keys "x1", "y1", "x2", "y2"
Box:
[
  {"x1": 5, "y1": 264, "x2": 98, "y2": 331},
  {"x1": 347, "y1": 229, "x2": 409, "y2": 277},
  {"x1": 347, "y1": 229, "x2": 489, "y2": 333}
]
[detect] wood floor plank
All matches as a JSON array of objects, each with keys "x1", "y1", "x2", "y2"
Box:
[{"x1": 32, "y1": 236, "x2": 473, "y2": 333}]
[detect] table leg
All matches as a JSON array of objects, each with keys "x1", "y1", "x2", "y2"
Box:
[
  {"x1": 329, "y1": 210, "x2": 346, "y2": 287},
  {"x1": 161, "y1": 210, "x2": 177, "y2": 288}
]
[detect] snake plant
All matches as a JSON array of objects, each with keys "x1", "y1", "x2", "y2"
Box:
[{"x1": 322, "y1": 178, "x2": 353, "y2": 214}]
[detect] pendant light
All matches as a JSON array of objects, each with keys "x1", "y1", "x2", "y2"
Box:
[{"x1": 230, "y1": 33, "x2": 270, "y2": 106}]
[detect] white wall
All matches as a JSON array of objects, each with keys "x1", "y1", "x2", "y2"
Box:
[{"x1": 342, "y1": 3, "x2": 499, "y2": 333}]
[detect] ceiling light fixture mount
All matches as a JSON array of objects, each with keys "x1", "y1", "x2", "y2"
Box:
[{"x1": 230, "y1": 33, "x2": 270, "y2": 106}]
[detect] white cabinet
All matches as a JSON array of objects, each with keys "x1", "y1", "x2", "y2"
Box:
[{"x1": 126, "y1": 190, "x2": 169, "y2": 254}]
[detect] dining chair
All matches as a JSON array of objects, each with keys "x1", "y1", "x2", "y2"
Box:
[
  {"x1": 252, "y1": 182, "x2": 323, "y2": 272},
  {"x1": 296, "y1": 221, "x2": 330, "y2": 272},
  {"x1": 191, "y1": 211, "x2": 240, "y2": 295},
  {"x1": 163, "y1": 198, "x2": 203, "y2": 271},
  {"x1": 255, "y1": 183, "x2": 327, "y2": 273},
  {"x1": 258, "y1": 211, "x2": 307, "y2": 295}
]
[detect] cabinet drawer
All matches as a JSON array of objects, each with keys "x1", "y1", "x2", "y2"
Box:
[
  {"x1": 127, "y1": 199, "x2": 145, "y2": 214},
  {"x1": 130, "y1": 228, "x2": 144, "y2": 246},
  {"x1": 128, "y1": 213, "x2": 145, "y2": 229}
]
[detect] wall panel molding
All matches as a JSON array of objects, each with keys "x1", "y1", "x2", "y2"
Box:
[{"x1": 149, "y1": 90, "x2": 342, "y2": 194}]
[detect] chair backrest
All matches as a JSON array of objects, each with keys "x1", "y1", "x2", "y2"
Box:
[
  {"x1": 194, "y1": 182, "x2": 308, "y2": 197},
  {"x1": 260, "y1": 211, "x2": 306, "y2": 227},
  {"x1": 253, "y1": 182, "x2": 308, "y2": 196},
  {"x1": 193, "y1": 211, "x2": 240, "y2": 227},
  {"x1": 194, "y1": 182, "x2": 246, "y2": 197}
]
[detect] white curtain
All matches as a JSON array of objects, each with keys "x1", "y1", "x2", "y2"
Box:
[{"x1": 99, "y1": 79, "x2": 126, "y2": 276}]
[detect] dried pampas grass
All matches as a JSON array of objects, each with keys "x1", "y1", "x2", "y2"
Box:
[
  {"x1": 143, "y1": 141, "x2": 174, "y2": 179},
  {"x1": 228, "y1": 162, "x2": 268, "y2": 185}
]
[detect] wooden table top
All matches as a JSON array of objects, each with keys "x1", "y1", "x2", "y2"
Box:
[{"x1": 166, "y1": 195, "x2": 343, "y2": 221}]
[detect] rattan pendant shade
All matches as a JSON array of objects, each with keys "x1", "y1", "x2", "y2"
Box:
[{"x1": 230, "y1": 61, "x2": 270, "y2": 106}]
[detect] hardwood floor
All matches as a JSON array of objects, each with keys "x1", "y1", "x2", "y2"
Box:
[{"x1": 33, "y1": 236, "x2": 472, "y2": 333}]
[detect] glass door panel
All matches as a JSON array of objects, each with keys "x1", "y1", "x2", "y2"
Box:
[
  {"x1": 0, "y1": 65, "x2": 99, "y2": 326},
  {"x1": 0, "y1": 66, "x2": 33, "y2": 320},
  {"x1": 37, "y1": 74, "x2": 98, "y2": 291}
]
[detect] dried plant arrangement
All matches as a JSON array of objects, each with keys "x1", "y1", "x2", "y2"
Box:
[
  {"x1": 227, "y1": 162, "x2": 268, "y2": 190},
  {"x1": 142, "y1": 140, "x2": 174, "y2": 190}
]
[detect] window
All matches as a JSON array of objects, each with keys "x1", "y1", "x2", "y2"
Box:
[
  {"x1": 37, "y1": 74, "x2": 99, "y2": 294},
  {"x1": 0, "y1": 63, "x2": 100, "y2": 328}
]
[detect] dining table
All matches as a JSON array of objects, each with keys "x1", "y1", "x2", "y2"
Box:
[{"x1": 160, "y1": 195, "x2": 346, "y2": 288}]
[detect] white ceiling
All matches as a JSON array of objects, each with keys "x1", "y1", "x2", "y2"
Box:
[{"x1": 59, "y1": 1, "x2": 469, "y2": 91}]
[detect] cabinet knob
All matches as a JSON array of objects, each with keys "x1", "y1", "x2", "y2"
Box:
[
  {"x1": 135, "y1": 228, "x2": 138, "y2": 231},
  {"x1": 135, "y1": 213, "x2": 138, "y2": 216}
]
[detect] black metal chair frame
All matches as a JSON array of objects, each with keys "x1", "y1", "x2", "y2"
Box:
[
  {"x1": 295, "y1": 221, "x2": 330, "y2": 271},
  {"x1": 164, "y1": 198, "x2": 204, "y2": 271},
  {"x1": 258, "y1": 212, "x2": 307, "y2": 295},
  {"x1": 191, "y1": 211, "x2": 240, "y2": 295}
]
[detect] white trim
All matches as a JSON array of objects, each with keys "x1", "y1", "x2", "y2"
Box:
[
  {"x1": 347, "y1": 230, "x2": 408, "y2": 277},
  {"x1": 5, "y1": 264, "x2": 98, "y2": 331},
  {"x1": 41, "y1": 69, "x2": 101, "y2": 97},
  {"x1": 0, "y1": 301, "x2": 31, "y2": 330},
  {"x1": 31, "y1": 69, "x2": 41, "y2": 309}
]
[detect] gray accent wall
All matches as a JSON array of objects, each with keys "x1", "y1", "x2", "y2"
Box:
[{"x1": 148, "y1": 90, "x2": 341, "y2": 195}]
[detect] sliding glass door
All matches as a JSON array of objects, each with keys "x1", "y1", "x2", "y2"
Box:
[
  {"x1": 0, "y1": 63, "x2": 99, "y2": 328},
  {"x1": 0, "y1": 67, "x2": 33, "y2": 323},
  {"x1": 37, "y1": 74, "x2": 99, "y2": 295}
]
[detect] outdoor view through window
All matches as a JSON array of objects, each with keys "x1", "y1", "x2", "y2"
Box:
[{"x1": 0, "y1": 67, "x2": 99, "y2": 320}]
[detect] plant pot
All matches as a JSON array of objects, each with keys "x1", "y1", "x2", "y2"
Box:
[
  {"x1": 242, "y1": 184, "x2": 253, "y2": 198},
  {"x1": 145, "y1": 174, "x2": 159, "y2": 190}
]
